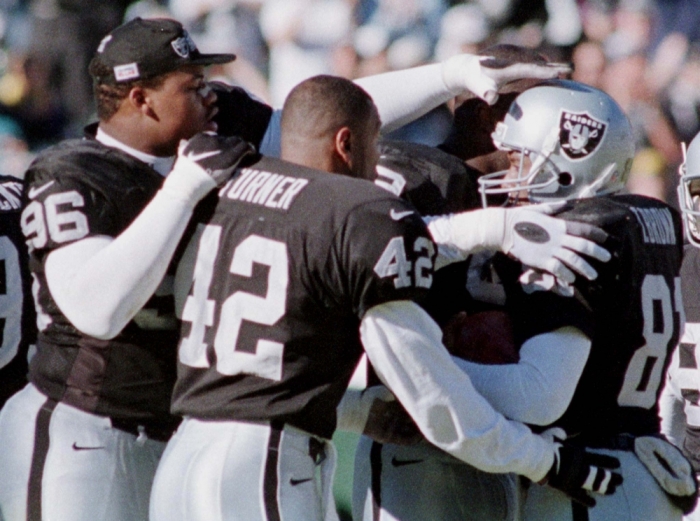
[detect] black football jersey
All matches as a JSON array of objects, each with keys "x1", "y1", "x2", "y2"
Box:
[
  {"x1": 373, "y1": 140, "x2": 483, "y2": 326},
  {"x1": 503, "y1": 194, "x2": 683, "y2": 438},
  {"x1": 171, "y1": 156, "x2": 435, "y2": 439},
  {"x1": 374, "y1": 140, "x2": 481, "y2": 215},
  {"x1": 427, "y1": 195, "x2": 683, "y2": 439},
  {"x1": 20, "y1": 137, "x2": 179, "y2": 428},
  {"x1": 0, "y1": 175, "x2": 35, "y2": 407}
]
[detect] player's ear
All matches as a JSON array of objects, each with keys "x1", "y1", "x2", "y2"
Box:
[
  {"x1": 334, "y1": 126, "x2": 353, "y2": 163},
  {"x1": 128, "y1": 86, "x2": 156, "y2": 118}
]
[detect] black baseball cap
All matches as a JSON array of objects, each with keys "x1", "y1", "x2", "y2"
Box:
[{"x1": 89, "y1": 17, "x2": 236, "y2": 84}]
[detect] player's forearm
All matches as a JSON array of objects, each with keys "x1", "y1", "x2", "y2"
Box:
[
  {"x1": 45, "y1": 189, "x2": 193, "y2": 339},
  {"x1": 360, "y1": 300, "x2": 554, "y2": 481},
  {"x1": 355, "y1": 63, "x2": 454, "y2": 135},
  {"x1": 261, "y1": 64, "x2": 452, "y2": 154},
  {"x1": 452, "y1": 327, "x2": 590, "y2": 426},
  {"x1": 424, "y1": 209, "x2": 504, "y2": 270}
]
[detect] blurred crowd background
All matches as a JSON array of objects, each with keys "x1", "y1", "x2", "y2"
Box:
[{"x1": 1, "y1": 0, "x2": 699, "y2": 205}]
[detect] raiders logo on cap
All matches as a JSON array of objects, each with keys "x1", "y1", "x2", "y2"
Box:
[
  {"x1": 559, "y1": 111, "x2": 606, "y2": 160},
  {"x1": 171, "y1": 33, "x2": 197, "y2": 59}
]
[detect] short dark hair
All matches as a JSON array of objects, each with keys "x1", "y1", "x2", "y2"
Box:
[
  {"x1": 281, "y1": 75, "x2": 377, "y2": 141},
  {"x1": 91, "y1": 60, "x2": 166, "y2": 121}
]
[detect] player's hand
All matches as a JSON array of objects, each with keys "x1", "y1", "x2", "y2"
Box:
[
  {"x1": 178, "y1": 132, "x2": 256, "y2": 187},
  {"x1": 442, "y1": 53, "x2": 572, "y2": 104},
  {"x1": 165, "y1": 132, "x2": 256, "y2": 204},
  {"x1": 362, "y1": 392, "x2": 423, "y2": 446},
  {"x1": 543, "y1": 441, "x2": 623, "y2": 507},
  {"x1": 503, "y1": 204, "x2": 611, "y2": 283}
]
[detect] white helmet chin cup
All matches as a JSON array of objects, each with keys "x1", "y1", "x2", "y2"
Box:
[
  {"x1": 478, "y1": 80, "x2": 635, "y2": 207},
  {"x1": 678, "y1": 134, "x2": 700, "y2": 246}
]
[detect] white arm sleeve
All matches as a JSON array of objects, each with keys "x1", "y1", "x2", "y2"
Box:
[
  {"x1": 424, "y1": 209, "x2": 505, "y2": 270},
  {"x1": 361, "y1": 300, "x2": 554, "y2": 481},
  {"x1": 452, "y1": 327, "x2": 591, "y2": 426},
  {"x1": 45, "y1": 188, "x2": 195, "y2": 339},
  {"x1": 355, "y1": 63, "x2": 455, "y2": 134},
  {"x1": 262, "y1": 65, "x2": 450, "y2": 152}
]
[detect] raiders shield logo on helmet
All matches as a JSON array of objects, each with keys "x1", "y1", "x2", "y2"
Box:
[{"x1": 559, "y1": 111, "x2": 606, "y2": 160}]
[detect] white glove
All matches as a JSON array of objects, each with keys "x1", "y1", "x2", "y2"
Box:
[
  {"x1": 162, "y1": 132, "x2": 256, "y2": 205},
  {"x1": 441, "y1": 54, "x2": 572, "y2": 104},
  {"x1": 426, "y1": 205, "x2": 610, "y2": 282},
  {"x1": 503, "y1": 203, "x2": 611, "y2": 283}
]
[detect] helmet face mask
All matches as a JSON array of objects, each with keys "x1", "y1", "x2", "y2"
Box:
[
  {"x1": 678, "y1": 137, "x2": 700, "y2": 247},
  {"x1": 478, "y1": 127, "x2": 561, "y2": 207},
  {"x1": 478, "y1": 80, "x2": 635, "y2": 207}
]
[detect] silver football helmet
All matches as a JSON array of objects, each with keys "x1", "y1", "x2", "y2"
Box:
[
  {"x1": 478, "y1": 80, "x2": 635, "y2": 206},
  {"x1": 677, "y1": 132, "x2": 700, "y2": 246}
]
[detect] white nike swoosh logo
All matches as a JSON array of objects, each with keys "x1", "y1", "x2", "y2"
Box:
[
  {"x1": 185, "y1": 150, "x2": 220, "y2": 162},
  {"x1": 390, "y1": 209, "x2": 414, "y2": 220},
  {"x1": 27, "y1": 181, "x2": 55, "y2": 199}
]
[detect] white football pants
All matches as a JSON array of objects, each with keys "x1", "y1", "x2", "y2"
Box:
[
  {"x1": 0, "y1": 383, "x2": 165, "y2": 521},
  {"x1": 149, "y1": 418, "x2": 338, "y2": 521}
]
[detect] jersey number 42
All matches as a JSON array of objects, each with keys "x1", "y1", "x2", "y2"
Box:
[{"x1": 176, "y1": 225, "x2": 288, "y2": 381}]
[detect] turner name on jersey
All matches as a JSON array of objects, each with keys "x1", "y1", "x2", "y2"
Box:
[{"x1": 173, "y1": 156, "x2": 435, "y2": 439}]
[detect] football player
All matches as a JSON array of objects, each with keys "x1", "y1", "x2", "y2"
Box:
[
  {"x1": 449, "y1": 80, "x2": 696, "y2": 520},
  {"x1": 352, "y1": 45, "x2": 586, "y2": 521},
  {"x1": 0, "y1": 174, "x2": 35, "y2": 408},
  {"x1": 353, "y1": 141, "x2": 525, "y2": 521},
  {"x1": 660, "y1": 131, "x2": 700, "y2": 521},
  {"x1": 0, "y1": 17, "x2": 259, "y2": 521},
  {"x1": 149, "y1": 75, "x2": 622, "y2": 521},
  {"x1": 0, "y1": 15, "x2": 601, "y2": 520}
]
